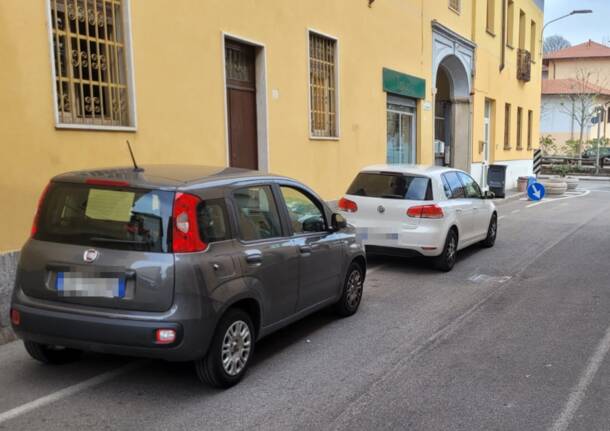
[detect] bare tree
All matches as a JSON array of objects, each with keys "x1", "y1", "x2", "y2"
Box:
[
  {"x1": 557, "y1": 68, "x2": 608, "y2": 165},
  {"x1": 544, "y1": 35, "x2": 571, "y2": 54}
]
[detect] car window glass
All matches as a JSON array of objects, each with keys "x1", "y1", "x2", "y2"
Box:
[
  {"x1": 280, "y1": 186, "x2": 326, "y2": 234},
  {"x1": 346, "y1": 173, "x2": 432, "y2": 201},
  {"x1": 441, "y1": 175, "x2": 452, "y2": 199},
  {"x1": 197, "y1": 199, "x2": 231, "y2": 243},
  {"x1": 457, "y1": 172, "x2": 482, "y2": 198},
  {"x1": 444, "y1": 172, "x2": 465, "y2": 199},
  {"x1": 233, "y1": 186, "x2": 282, "y2": 241}
]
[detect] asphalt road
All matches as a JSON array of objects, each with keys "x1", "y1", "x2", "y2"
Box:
[{"x1": 1, "y1": 180, "x2": 610, "y2": 431}]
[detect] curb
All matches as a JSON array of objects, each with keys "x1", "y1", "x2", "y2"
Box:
[
  {"x1": 492, "y1": 192, "x2": 525, "y2": 206},
  {"x1": 0, "y1": 327, "x2": 16, "y2": 346},
  {"x1": 575, "y1": 176, "x2": 610, "y2": 182}
]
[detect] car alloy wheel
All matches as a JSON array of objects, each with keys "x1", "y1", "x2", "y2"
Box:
[
  {"x1": 221, "y1": 320, "x2": 252, "y2": 376},
  {"x1": 446, "y1": 235, "x2": 457, "y2": 266},
  {"x1": 345, "y1": 268, "x2": 363, "y2": 310}
]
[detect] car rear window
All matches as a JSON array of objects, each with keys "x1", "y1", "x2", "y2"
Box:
[
  {"x1": 346, "y1": 172, "x2": 432, "y2": 200},
  {"x1": 34, "y1": 182, "x2": 173, "y2": 252}
]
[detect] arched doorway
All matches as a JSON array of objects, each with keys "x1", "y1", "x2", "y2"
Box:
[{"x1": 434, "y1": 55, "x2": 471, "y2": 171}]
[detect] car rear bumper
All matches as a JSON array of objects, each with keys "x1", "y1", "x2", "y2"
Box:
[
  {"x1": 11, "y1": 292, "x2": 214, "y2": 362},
  {"x1": 359, "y1": 226, "x2": 446, "y2": 257}
]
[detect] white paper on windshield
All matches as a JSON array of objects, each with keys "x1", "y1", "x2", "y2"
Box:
[{"x1": 85, "y1": 189, "x2": 135, "y2": 222}]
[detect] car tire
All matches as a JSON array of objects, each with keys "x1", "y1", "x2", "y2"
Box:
[
  {"x1": 23, "y1": 340, "x2": 83, "y2": 365},
  {"x1": 481, "y1": 213, "x2": 497, "y2": 248},
  {"x1": 434, "y1": 229, "x2": 458, "y2": 272},
  {"x1": 195, "y1": 309, "x2": 255, "y2": 389},
  {"x1": 334, "y1": 262, "x2": 365, "y2": 317}
]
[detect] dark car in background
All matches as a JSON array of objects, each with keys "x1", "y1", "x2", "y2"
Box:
[
  {"x1": 582, "y1": 147, "x2": 610, "y2": 165},
  {"x1": 10, "y1": 165, "x2": 365, "y2": 388}
]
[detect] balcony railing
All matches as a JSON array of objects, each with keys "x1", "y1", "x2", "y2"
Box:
[{"x1": 517, "y1": 49, "x2": 532, "y2": 82}]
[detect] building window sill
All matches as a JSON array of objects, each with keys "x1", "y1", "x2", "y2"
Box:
[
  {"x1": 55, "y1": 124, "x2": 137, "y2": 132},
  {"x1": 309, "y1": 136, "x2": 340, "y2": 141}
]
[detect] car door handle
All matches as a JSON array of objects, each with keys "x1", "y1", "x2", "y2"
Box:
[
  {"x1": 299, "y1": 245, "x2": 312, "y2": 254},
  {"x1": 244, "y1": 251, "x2": 263, "y2": 264}
]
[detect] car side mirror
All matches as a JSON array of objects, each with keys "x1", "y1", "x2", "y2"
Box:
[
  {"x1": 483, "y1": 190, "x2": 495, "y2": 199},
  {"x1": 331, "y1": 213, "x2": 347, "y2": 231}
]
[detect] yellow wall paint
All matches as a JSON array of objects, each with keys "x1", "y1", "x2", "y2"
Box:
[{"x1": 0, "y1": 0, "x2": 543, "y2": 252}]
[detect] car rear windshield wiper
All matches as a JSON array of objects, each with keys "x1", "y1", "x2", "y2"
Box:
[{"x1": 380, "y1": 194, "x2": 405, "y2": 199}]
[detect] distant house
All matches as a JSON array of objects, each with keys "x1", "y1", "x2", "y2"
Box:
[{"x1": 541, "y1": 40, "x2": 610, "y2": 154}]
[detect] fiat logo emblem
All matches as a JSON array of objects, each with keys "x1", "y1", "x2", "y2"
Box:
[
  {"x1": 83, "y1": 249, "x2": 99, "y2": 263},
  {"x1": 377, "y1": 205, "x2": 385, "y2": 214}
]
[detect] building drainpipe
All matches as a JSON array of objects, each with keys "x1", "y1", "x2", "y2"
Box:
[{"x1": 500, "y1": 0, "x2": 506, "y2": 71}]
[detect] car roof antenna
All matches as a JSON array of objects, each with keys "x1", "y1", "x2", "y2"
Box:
[{"x1": 126, "y1": 140, "x2": 143, "y2": 172}]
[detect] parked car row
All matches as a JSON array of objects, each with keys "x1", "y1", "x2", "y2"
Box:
[{"x1": 11, "y1": 163, "x2": 496, "y2": 388}]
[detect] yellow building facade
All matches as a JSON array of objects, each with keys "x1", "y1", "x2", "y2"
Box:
[{"x1": 0, "y1": 0, "x2": 543, "y2": 261}]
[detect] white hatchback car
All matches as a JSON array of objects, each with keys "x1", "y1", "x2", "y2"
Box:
[{"x1": 338, "y1": 165, "x2": 497, "y2": 271}]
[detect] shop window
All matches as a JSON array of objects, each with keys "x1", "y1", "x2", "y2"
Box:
[
  {"x1": 387, "y1": 95, "x2": 416, "y2": 164},
  {"x1": 49, "y1": 0, "x2": 134, "y2": 128},
  {"x1": 309, "y1": 32, "x2": 338, "y2": 138}
]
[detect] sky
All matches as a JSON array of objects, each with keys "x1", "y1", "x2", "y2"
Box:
[{"x1": 544, "y1": 0, "x2": 610, "y2": 46}]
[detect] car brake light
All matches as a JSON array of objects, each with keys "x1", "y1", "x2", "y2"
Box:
[
  {"x1": 155, "y1": 329, "x2": 176, "y2": 344},
  {"x1": 10, "y1": 309, "x2": 20, "y2": 326},
  {"x1": 338, "y1": 197, "x2": 358, "y2": 213},
  {"x1": 172, "y1": 192, "x2": 207, "y2": 253},
  {"x1": 407, "y1": 205, "x2": 444, "y2": 219},
  {"x1": 30, "y1": 183, "x2": 51, "y2": 238}
]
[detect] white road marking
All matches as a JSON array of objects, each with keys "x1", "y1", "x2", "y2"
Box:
[
  {"x1": 498, "y1": 215, "x2": 506, "y2": 220},
  {"x1": 550, "y1": 323, "x2": 610, "y2": 431},
  {"x1": 511, "y1": 209, "x2": 520, "y2": 214},
  {"x1": 527, "y1": 190, "x2": 591, "y2": 208},
  {"x1": 0, "y1": 361, "x2": 141, "y2": 424}
]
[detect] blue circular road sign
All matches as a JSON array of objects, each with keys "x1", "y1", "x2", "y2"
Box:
[{"x1": 527, "y1": 182, "x2": 545, "y2": 201}]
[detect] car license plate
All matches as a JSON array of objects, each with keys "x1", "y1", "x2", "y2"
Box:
[{"x1": 56, "y1": 272, "x2": 125, "y2": 298}]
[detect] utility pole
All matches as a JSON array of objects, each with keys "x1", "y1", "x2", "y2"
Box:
[{"x1": 596, "y1": 107, "x2": 603, "y2": 174}]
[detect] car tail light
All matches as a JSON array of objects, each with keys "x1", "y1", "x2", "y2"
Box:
[
  {"x1": 30, "y1": 183, "x2": 51, "y2": 238},
  {"x1": 338, "y1": 197, "x2": 358, "y2": 213},
  {"x1": 10, "y1": 309, "x2": 20, "y2": 326},
  {"x1": 172, "y1": 192, "x2": 207, "y2": 253},
  {"x1": 155, "y1": 329, "x2": 176, "y2": 344},
  {"x1": 407, "y1": 204, "x2": 444, "y2": 219}
]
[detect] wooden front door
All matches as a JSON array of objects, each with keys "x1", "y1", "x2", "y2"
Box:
[{"x1": 225, "y1": 40, "x2": 258, "y2": 170}]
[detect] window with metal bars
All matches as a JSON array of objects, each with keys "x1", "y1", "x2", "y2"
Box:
[
  {"x1": 449, "y1": 0, "x2": 461, "y2": 13},
  {"x1": 49, "y1": 0, "x2": 133, "y2": 128},
  {"x1": 309, "y1": 32, "x2": 337, "y2": 138}
]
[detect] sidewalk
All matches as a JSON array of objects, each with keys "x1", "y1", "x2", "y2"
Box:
[{"x1": 492, "y1": 189, "x2": 525, "y2": 206}]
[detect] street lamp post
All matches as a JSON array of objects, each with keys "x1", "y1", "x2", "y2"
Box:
[{"x1": 541, "y1": 9, "x2": 593, "y2": 58}]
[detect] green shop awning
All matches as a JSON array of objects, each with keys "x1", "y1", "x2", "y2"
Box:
[{"x1": 382, "y1": 68, "x2": 426, "y2": 100}]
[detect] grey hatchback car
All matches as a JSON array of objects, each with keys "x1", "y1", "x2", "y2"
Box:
[{"x1": 10, "y1": 165, "x2": 366, "y2": 388}]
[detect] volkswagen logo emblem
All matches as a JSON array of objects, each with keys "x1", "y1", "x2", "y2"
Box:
[
  {"x1": 377, "y1": 205, "x2": 385, "y2": 214},
  {"x1": 83, "y1": 249, "x2": 99, "y2": 263}
]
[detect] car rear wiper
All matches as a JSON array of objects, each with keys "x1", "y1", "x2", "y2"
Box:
[{"x1": 380, "y1": 194, "x2": 404, "y2": 199}]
